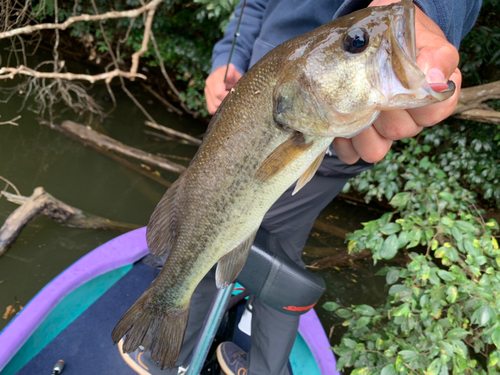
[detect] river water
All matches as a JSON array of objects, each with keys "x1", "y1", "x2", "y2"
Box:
[{"x1": 0, "y1": 75, "x2": 388, "y2": 345}]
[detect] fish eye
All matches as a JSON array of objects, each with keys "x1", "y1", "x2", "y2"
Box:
[{"x1": 343, "y1": 28, "x2": 369, "y2": 54}]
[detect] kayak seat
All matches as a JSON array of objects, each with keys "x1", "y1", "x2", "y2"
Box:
[{"x1": 236, "y1": 228, "x2": 325, "y2": 316}]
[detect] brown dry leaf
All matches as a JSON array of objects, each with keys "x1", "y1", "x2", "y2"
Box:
[{"x1": 2, "y1": 305, "x2": 16, "y2": 320}]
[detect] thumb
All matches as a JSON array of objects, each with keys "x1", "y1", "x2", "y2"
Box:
[{"x1": 414, "y1": 7, "x2": 459, "y2": 85}]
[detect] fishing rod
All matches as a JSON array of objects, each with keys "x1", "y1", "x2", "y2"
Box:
[{"x1": 223, "y1": 0, "x2": 247, "y2": 83}]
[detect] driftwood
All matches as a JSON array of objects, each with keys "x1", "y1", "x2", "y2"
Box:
[
  {"x1": 453, "y1": 80, "x2": 500, "y2": 124},
  {"x1": 0, "y1": 187, "x2": 141, "y2": 257},
  {"x1": 61, "y1": 121, "x2": 186, "y2": 174},
  {"x1": 145, "y1": 121, "x2": 202, "y2": 146},
  {"x1": 42, "y1": 119, "x2": 178, "y2": 187}
]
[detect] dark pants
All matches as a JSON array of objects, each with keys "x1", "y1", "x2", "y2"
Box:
[{"x1": 142, "y1": 172, "x2": 350, "y2": 374}]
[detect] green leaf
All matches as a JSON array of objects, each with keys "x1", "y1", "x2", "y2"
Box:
[
  {"x1": 446, "y1": 328, "x2": 470, "y2": 340},
  {"x1": 323, "y1": 302, "x2": 340, "y2": 312},
  {"x1": 389, "y1": 192, "x2": 411, "y2": 208},
  {"x1": 386, "y1": 268, "x2": 400, "y2": 285},
  {"x1": 380, "y1": 223, "x2": 401, "y2": 235},
  {"x1": 356, "y1": 316, "x2": 371, "y2": 329},
  {"x1": 437, "y1": 270, "x2": 455, "y2": 282},
  {"x1": 381, "y1": 364, "x2": 397, "y2": 375},
  {"x1": 353, "y1": 305, "x2": 377, "y2": 316},
  {"x1": 472, "y1": 304, "x2": 494, "y2": 327},
  {"x1": 392, "y1": 303, "x2": 410, "y2": 317},
  {"x1": 336, "y1": 309, "x2": 353, "y2": 319},
  {"x1": 343, "y1": 338, "x2": 357, "y2": 349},
  {"x1": 380, "y1": 234, "x2": 398, "y2": 260},
  {"x1": 492, "y1": 326, "x2": 500, "y2": 349},
  {"x1": 351, "y1": 368, "x2": 370, "y2": 375},
  {"x1": 455, "y1": 220, "x2": 476, "y2": 233},
  {"x1": 426, "y1": 358, "x2": 442, "y2": 375},
  {"x1": 398, "y1": 350, "x2": 418, "y2": 361}
]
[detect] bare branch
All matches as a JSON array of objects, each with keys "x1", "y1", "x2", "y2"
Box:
[
  {"x1": 0, "y1": 65, "x2": 146, "y2": 83},
  {"x1": 0, "y1": 115, "x2": 21, "y2": 126},
  {"x1": 141, "y1": 83, "x2": 183, "y2": 115},
  {"x1": 129, "y1": 6, "x2": 156, "y2": 78},
  {"x1": 0, "y1": 0, "x2": 163, "y2": 40}
]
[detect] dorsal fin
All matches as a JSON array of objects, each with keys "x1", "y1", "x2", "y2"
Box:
[
  {"x1": 146, "y1": 176, "x2": 185, "y2": 256},
  {"x1": 215, "y1": 228, "x2": 258, "y2": 289},
  {"x1": 292, "y1": 147, "x2": 328, "y2": 195}
]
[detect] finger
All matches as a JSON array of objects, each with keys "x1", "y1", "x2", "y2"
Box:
[
  {"x1": 205, "y1": 81, "x2": 228, "y2": 114},
  {"x1": 332, "y1": 137, "x2": 360, "y2": 165},
  {"x1": 351, "y1": 125, "x2": 393, "y2": 163},
  {"x1": 408, "y1": 68, "x2": 462, "y2": 127},
  {"x1": 373, "y1": 109, "x2": 422, "y2": 141},
  {"x1": 414, "y1": 7, "x2": 459, "y2": 81}
]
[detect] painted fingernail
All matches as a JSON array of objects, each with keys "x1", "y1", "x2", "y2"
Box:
[{"x1": 426, "y1": 68, "x2": 446, "y2": 83}]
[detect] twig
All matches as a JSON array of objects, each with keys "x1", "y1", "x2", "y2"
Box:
[
  {"x1": 145, "y1": 121, "x2": 202, "y2": 146},
  {"x1": 0, "y1": 176, "x2": 21, "y2": 196},
  {"x1": 141, "y1": 83, "x2": 183, "y2": 115},
  {"x1": 0, "y1": 115, "x2": 21, "y2": 126}
]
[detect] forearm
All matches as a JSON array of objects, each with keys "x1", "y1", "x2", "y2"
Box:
[{"x1": 211, "y1": 0, "x2": 270, "y2": 74}]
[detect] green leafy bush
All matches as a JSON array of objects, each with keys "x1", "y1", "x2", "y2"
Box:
[{"x1": 326, "y1": 122, "x2": 500, "y2": 373}]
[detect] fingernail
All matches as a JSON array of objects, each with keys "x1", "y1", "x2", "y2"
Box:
[{"x1": 426, "y1": 68, "x2": 446, "y2": 84}]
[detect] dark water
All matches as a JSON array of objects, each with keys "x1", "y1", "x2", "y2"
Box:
[
  {"x1": 0, "y1": 77, "x2": 388, "y2": 343},
  {"x1": 0, "y1": 82, "x2": 205, "y2": 330}
]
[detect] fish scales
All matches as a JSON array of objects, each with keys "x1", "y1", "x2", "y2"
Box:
[{"x1": 112, "y1": 1, "x2": 455, "y2": 369}]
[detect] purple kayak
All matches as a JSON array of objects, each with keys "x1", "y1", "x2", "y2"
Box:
[{"x1": 0, "y1": 227, "x2": 338, "y2": 375}]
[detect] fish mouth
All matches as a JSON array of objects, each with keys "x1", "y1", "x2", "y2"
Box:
[{"x1": 372, "y1": 0, "x2": 455, "y2": 109}]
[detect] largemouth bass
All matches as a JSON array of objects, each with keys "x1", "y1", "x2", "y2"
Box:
[{"x1": 112, "y1": 0, "x2": 454, "y2": 369}]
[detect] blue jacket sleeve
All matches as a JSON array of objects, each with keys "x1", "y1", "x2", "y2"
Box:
[
  {"x1": 334, "y1": 0, "x2": 482, "y2": 48},
  {"x1": 211, "y1": 0, "x2": 269, "y2": 74}
]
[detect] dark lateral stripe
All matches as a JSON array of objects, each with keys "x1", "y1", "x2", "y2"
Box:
[{"x1": 254, "y1": 132, "x2": 312, "y2": 182}]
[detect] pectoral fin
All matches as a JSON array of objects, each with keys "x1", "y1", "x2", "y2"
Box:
[
  {"x1": 292, "y1": 147, "x2": 328, "y2": 195},
  {"x1": 216, "y1": 228, "x2": 258, "y2": 289},
  {"x1": 255, "y1": 132, "x2": 312, "y2": 182}
]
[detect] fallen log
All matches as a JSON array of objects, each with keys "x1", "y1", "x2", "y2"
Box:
[
  {"x1": 61, "y1": 121, "x2": 186, "y2": 174},
  {"x1": 0, "y1": 187, "x2": 141, "y2": 257},
  {"x1": 453, "y1": 80, "x2": 500, "y2": 124},
  {"x1": 41, "y1": 119, "x2": 176, "y2": 187}
]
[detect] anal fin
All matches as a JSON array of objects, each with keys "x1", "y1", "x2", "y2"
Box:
[
  {"x1": 292, "y1": 147, "x2": 328, "y2": 195},
  {"x1": 146, "y1": 175, "x2": 185, "y2": 256},
  {"x1": 216, "y1": 228, "x2": 258, "y2": 289}
]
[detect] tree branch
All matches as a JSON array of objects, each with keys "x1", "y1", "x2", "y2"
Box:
[
  {"x1": 0, "y1": 0, "x2": 163, "y2": 40},
  {"x1": 0, "y1": 187, "x2": 141, "y2": 257}
]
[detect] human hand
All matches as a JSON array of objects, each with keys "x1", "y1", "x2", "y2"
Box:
[
  {"x1": 204, "y1": 63, "x2": 243, "y2": 114},
  {"x1": 332, "y1": 1, "x2": 462, "y2": 164}
]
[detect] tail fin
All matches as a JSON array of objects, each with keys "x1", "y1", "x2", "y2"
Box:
[{"x1": 112, "y1": 293, "x2": 190, "y2": 370}]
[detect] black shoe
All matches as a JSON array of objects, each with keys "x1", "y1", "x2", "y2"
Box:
[{"x1": 216, "y1": 342, "x2": 248, "y2": 375}]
